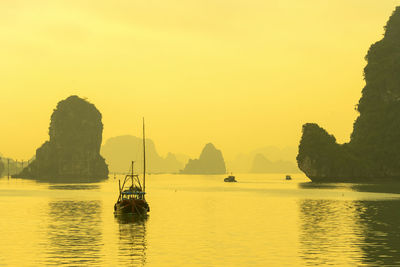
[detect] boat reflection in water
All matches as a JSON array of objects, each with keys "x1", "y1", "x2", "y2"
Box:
[
  {"x1": 45, "y1": 200, "x2": 103, "y2": 266},
  {"x1": 298, "y1": 182, "x2": 400, "y2": 266},
  {"x1": 115, "y1": 213, "x2": 148, "y2": 266},
  {"x1": 48, "y1": 184, "x2": 100, "y2": 190},
  {"x1": 114, "y1": 212, "x2": 149, "y2": 224}
]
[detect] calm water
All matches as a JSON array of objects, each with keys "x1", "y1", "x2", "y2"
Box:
[{"x1": 1, "y1": 174, "x2": 400, "y2": 266}]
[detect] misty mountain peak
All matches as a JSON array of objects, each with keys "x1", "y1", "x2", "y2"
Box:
[{"x1": 181, "y1": 143, "x2": 226, "y2": 174}]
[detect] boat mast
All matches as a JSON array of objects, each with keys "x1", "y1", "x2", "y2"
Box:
[
  {"x1": 131, "y1": 161, "x2": 134, "y2": 188},
  {"x1": 143, "y1": 117, "x2": 146, "y2": 193}
]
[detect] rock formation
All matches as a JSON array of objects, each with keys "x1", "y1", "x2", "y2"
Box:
[
  {"x1": 250, "y1": 153, "x2": 299, "y2": 173},
  {"x1": 101, "y1": 135, "x2": 184, "y2": 173},
  {"x1": 297, "y1": 7, "x2": 400, "y2": 182},
  {"x1": 228, "y1": 146, "x2": 300, "y2": 173},
  {"x1": 181, "y1": 143, "x2": 226, "y2": 174},
  {"x1": 17, "y1": 95, "x2": 108, "y2": 181}
]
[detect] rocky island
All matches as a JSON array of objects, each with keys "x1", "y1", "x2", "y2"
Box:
[
  {"x1": 297, "y1": 6, "x2": 400, "y2": 182},
  {"x1": 180, "y1": 143, "x2": 226, "y2": 174},
  {"x1": 251, "y1": 153, "x2": 299, "y2": 173},
  {"x1": 16, "y1": 96, "x2": 109, "y2": 182},
  {"x1": 101, "y1": 135, "x2": 184, "y2": 174}
]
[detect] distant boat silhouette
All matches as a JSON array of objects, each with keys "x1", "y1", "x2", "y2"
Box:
[
  {"x1": 286, "y1": 175, "x2": 292, "y2": 180},
  {"x1": 224, "y1": 174, "x2": 237, "y2": 182},
  {"x1": 114, "y1": 119, "x2": 149, "y2": 216}
]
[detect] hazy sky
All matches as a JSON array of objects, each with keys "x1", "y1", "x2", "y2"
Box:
[{"x1": 1, "y1": 0, "x2": 400, "y2": 161}]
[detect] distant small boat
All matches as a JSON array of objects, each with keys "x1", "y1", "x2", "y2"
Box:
[
  {"x1": 286, "y1": 175, "x2": 292, "y2": 180},
  {"x1": 224, "y1": 175, "x2": 237, "y2": 182}
]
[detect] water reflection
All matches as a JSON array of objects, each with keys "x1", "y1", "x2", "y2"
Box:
[
  {"x1": 299, "y1": 198, "x2": 400, "y2": 266},
  {"x1": 299, "y1": 199, "x2": 364, "y2": 266},
  {"x1": 44, "y1": 200, "x2": 103, "y2": 265},
  {"x1": 298, "y1": 182, "x2": 351, "y2": 190},
  {"x1": 48, "y1": 184, "x2": 100, "y2": 190},
  {"x1": 33, "y1": 177, "x2": 107, "y2": 184},
  {"x1": 115, "y1": 214, "x2": 148, "y2": 266},
  {"x1": 357, "y1": 200, "x2": 400, "y2": 266},
  {"x1": 351, "y1": 183, "x2": 400, "y2": 194},
  {"x1": 299, "y1": 181, "x2": 400, "y2": 195}
]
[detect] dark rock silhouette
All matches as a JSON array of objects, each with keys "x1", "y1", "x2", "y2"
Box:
[
  {"x1": 297, "y1": 7, "x2": 400, "y2": 182},
  {"x1": 16, "y1": 95, "x2": 108, "y2": 181},
  {"x1": 101, "y1": 135, "x2": 184, "y2": 173},
  {"x1": 181, "y1": 143, "x2": 226, "y2": 174},
  {"x1": 251, "y1": 153, "x2": 299, "y2": 173}
]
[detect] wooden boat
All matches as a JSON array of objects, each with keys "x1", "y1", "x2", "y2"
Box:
[
  {"x1": 114, "y1": 119, "x2": 149, "y2": 215},
  {"x1": 224, "y1": 175, "x2": 237, "y2": 182}
]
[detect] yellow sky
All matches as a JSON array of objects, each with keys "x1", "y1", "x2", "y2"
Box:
[{"x1": 1, "y1": 0, "x2": 400, "y2": 161}]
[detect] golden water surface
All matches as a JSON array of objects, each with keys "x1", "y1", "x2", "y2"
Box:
[{"x1": 1, "y1": 174, "x2": 400, "y2": 266}]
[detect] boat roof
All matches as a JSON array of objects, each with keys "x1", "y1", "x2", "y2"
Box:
[{"x1": 122, "y1": 191, "x2": 146, "y2": 195}]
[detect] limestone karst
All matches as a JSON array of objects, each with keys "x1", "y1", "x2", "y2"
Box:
[
  {"x1": 297, "y1": 7, "x2": 400, "y2": 182},
  {"x1": 16, "y1": 95, "x2": 109, "y2": 181},
  {"x1": 250, "y1": 153, "x2": 299, "y2": 173},
  {"x1": 181, "y1": 143, "x2": 226, "y2": 174},
  {"x1": 101, "y1": 135, "x2": 184, "y2": 174}
]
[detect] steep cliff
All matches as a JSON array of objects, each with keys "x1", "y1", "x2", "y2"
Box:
[
  {"x1": 297, "y1": 7, "x2": 400, "y2": 182},
  {"x1": 181, "y1": 143, "x2": 226, "y2": 174},
  {"x1": 16, "y1": 96, "x2": 108, "y2": 181}
]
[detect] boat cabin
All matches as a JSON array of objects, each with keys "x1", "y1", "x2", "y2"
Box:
[{"x1": 121, "y1": 190, "x2": 146, "y2": 200}]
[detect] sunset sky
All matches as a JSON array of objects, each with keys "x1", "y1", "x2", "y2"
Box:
[{"x1": 1, "y1": 0, "x2": 400, "y2": 161}]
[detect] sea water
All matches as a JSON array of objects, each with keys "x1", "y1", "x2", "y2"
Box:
[{"x1": 1, "y1": 174, "x2": 400, "y2": 266}]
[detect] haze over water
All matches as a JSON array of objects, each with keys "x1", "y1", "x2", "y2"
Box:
[
  {"x1": 1, "y1": 174, "x2": 400, "y2": 266},
  {"x1": 2, "y1": 1, "x2": 400, "y2": 161}
]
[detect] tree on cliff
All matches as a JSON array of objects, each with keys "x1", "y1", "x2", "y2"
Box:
[
  {"x1": 297, "y1": 6, "x2": 400, "y2": 182},
  {"x1": 16, "y1": 95, "x2": 109, "y2": 181},
  {"x1": 181, "y1": 143, "x2": 226, "y2": 174}
]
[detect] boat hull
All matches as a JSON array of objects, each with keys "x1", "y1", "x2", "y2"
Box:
[
  {"x1": 224, "y1": 176, "x2": 237, "y2": 182},
  {"x1": 114, "y1": 199, "x2": 150, "y2": 215}
]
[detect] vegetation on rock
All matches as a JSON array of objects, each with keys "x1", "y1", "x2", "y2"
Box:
[
  {"x1": 16, "y1": 96, "x2": 108, "y2": 181},
  {"x1": 297, "y1": 7, "x2": 400, "y2": 182}
]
